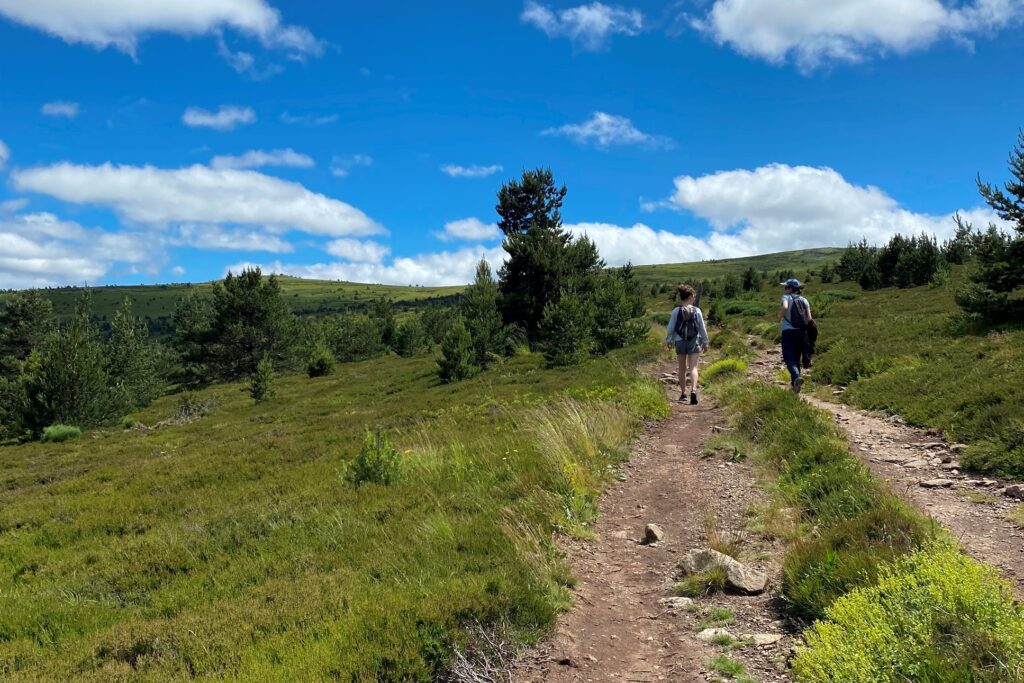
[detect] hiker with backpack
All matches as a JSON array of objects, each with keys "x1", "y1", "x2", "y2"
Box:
[
  {"x1": 665, "y1": 284, "x2": 709, "y2": 405},
  {"x1": 778, "y1": 278, "x2": 815, "y2": 394}
]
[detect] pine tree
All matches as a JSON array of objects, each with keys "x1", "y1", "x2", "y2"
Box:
[
  {"x1": 107, "y1": 298, "x2": 164, "y2": 408},
  {"x1": 957, "y1": 130, "x2": 1024, "y2": 321},
  {"x1": 250, "y1": 353, "x2": 275, "y2": 402},
  {"x1": 539, "y1": 289, "x2": 592, "y2": 367},
  {"x1": 27, "y1": 292, "x2": 117, "y2": 430},
  {"x1": 371, "y1": 297, "x2": 398, "y2": 350},
  {"x1": 0, "y1": 289, "x2": 54, "y2": 379},
  {"x1": 437, "y1": 318, "x2": 478, "y2": 383},
  {"x1": 394, "y1": 316, "x2": 426, "y2": 358},
  {"x1": 591, "y1": 268, "x2": 647, "y2": 354},
  {"x1": 461, "y1": 259, "x2": 504, "y2": 366}
]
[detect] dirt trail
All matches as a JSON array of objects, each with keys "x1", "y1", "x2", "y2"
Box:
[
  {"x1": 750, "y1": 348, "x2": 1024, "y2": 594},
  {"x1": 514, "y1": 360, "x2": 792, "y2": 683}
]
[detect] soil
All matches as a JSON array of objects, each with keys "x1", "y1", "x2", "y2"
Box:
[
  {"x1": 513, "y1": 359, "x2": 794, "y2": 683},
  {"x1": 749, "y1": 347, "x2": 1024, "y2": 595}
]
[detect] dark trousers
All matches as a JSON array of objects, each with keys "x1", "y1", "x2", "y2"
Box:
[{"x1": 781, "y1": 329, "x2": 805, "y2": 385}]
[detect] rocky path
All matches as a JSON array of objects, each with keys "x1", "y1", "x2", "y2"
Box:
[
  {"x1": 750, "y1": 348, "x2": 1024, "y2": 594},
  {"x1": 513, "y1": 360, "x2": 793, "y2": 683}
]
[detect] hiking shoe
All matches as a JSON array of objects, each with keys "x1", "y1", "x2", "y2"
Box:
[
  {"x1": 679, "y1": 391, "x2": 687, "y2": 402},
  {"x1": 793, "y1": 377, "x2": 804, "y2": 394},
  {"x1": 690, "y1": 392, "x2": 698, "y2": 405}
]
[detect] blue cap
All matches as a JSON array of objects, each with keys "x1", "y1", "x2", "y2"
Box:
[{"x1": 780, "y1": 278, "x2": 802, "y2": 289}]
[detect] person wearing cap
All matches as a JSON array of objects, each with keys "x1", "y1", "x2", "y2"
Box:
[{"x1": 778, "y1": 278, "x2": 813, "y2": 393}]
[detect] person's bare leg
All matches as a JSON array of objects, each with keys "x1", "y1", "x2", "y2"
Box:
[
  {"x1": 688, "y1": 353, "x2": 700, "y2": 395},
  {"x1": 677, "y1": 353, "x2": 686, "y2": 396}
]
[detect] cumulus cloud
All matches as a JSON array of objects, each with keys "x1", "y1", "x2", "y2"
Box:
[
  {"x1": 216, "y1": 36, "x2": 284, "y2": 80},
  {"x1": 542, "y1": 112, "x2": 672, "y2": 149},
  {"x1": 171, "y1": 265, "x2": 186, "y2": 276},
  {"x1": 183, "y1": 105, "x2": 256, "y2": 131},
  {"x1": 324, "y1": 238, "x2": 391, "y2": 263},
  {"x1": 12, "y1": 162, "x2": 383, "y2": 238},
  {"x1": 171, "y1": 224, "x2": 294, "y2": 253},
  {"x1": 0, "y1": 139, "x2": 8, "y2": 169},
  {"x1": 210, "y1": 148, "x2": 314, "y2": 170},
  {"x1": 232, "y1": 245, "x2": 509, "y2": 287},
  {"x1": 435, "y1": 217, "x2": 501, "y2": 242},
  {"x1": 331, "y1": 154, "x2": 373, "y2": 177},
  {"x1": 664, "y1": 163, "x2": 1007, "y2": 255},
  {"x1": 691, "y1": 0, "x2": 1024, "y2": 70},
  {"x1": 522, "y1": 1, "x2": 644, "y2": 50},
  {"x1": 41, "y1": 101, "x2": 80, "y2": 118},
  {"x1": 0, "y1": 0, "x2": 322, "y2": 58},
  {"x1": 0, "y1": 212, "x2": 155, "y2": 289},
  {"x1": 441, "y1": 164, "x2": 504, "y2": 179}
]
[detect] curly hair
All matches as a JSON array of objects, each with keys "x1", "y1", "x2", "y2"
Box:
[{"x1": 677, "y1": 284, "x2": 696, "y2": 302}]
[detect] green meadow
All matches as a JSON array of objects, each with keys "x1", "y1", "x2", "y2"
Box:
[{"x1": 0, "y1": 342, "x2": 666, "y2": 680}]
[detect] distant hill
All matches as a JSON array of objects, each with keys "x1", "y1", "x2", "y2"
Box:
[
  {"x1": 0, "y1": 248, "x2": 844, "y2": 329},
  {"x1": 631, "y1": 247, "x2": 844, "y2": 287},
  {"x1": 0, "y1": 277, "x2": 464, "y2": 331}
]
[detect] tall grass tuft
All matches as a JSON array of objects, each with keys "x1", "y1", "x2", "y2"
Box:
[{"x1": 41, "y1": 424, "x2": 81, "y2": 443}]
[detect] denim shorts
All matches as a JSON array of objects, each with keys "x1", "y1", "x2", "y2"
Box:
[{"x1": 674, "y1": 338, "x2": 701, "y2": 355}]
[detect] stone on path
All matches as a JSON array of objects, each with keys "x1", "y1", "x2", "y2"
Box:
[
  {"x1": 920, "y1": 479, "x2": 955, "y2": 488},
  {"x1": 741, "y1": 633, "x2": 784, "y2": 646},
  {"x1": 1002, "y1": 484, "x2": 1024, "y2": 500},
  {"x1": 658, "y1": 596, "x2": 693, "y2": 610},
  {"x1": 697, "y1": 628, "x2": 734, "y2": 642},
  {"x1": 679, "y1": 548, "x2": 767, "y2": 595},
  {"x1": 642, "y1": 523, "x2": 665, "y2": 545}
]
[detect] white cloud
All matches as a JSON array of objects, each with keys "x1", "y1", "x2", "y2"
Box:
[
  {"x1": 182, "y1": 105, "x2": 256, "y2": 131},
  {"x1": 0, "y1": 0, "x2": 322, "y2": 58},
  {"x1": 440, "y1": 164, "x2": 503, "y2": 179},
  {"x1": 281, "y1": 111, "x2": 339, "y2": 126},
  {"x1": 692, "y1": 0, "x2": 1024, "y2": 70},
  {"x1": 232, "y1": 245, "x2": 508, "y2": 287},
  {"x1": 542, "y1": 111, "x2": 672, "y2": 149},
  {"x1": 1, "y1": 198, "x2": 29, "y2": 213},
  {"x1": 664, "y1": 163, "x2": 1008, "y2": 255},
  {"x1": 210, "y1": 148, "x2": 314, "y2": 170},
  {"x1": 565, "y1": 222, "x2": 720, "y2": 265},
  {"x1": 324, "y1": 238, "x2": 391, "y2": 263},
  {"x1": 331, "y1": 154, "x2": 373, "y2": 177},
  {"x1": 171, "y1": 224, "x2": 294, "y2": 253},
  {"x1": 12, "y1": 162, "x2": 383, "y2": 238},
  {"x1": 522, "y1": 1, "x2": 644, "y2": 50},
  {"x1": 0, "y1": 212, "x2": 155, "y2": 289},
  {"x1": 0, "y1": 139, "x2": 9, "y2": 170},
  {"x1": 435, "y1": 217, "x2": 501, "y2": 242},
  {"x1": 216, "y1": 36, "x2": 284, "y2": 80},
  {"x1": 41, "y1": 101, "x2": 80, "y2": 118},
  {"x1": 171, "y1": 265, "x2": 186, "y2": 276}
]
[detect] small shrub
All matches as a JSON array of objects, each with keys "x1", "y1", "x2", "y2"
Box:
[
  {"x1": 672, "y1": 567, "x2": 727, "y2": 598},
  {"x1": 623, "y1": 376, "x2": 670, "y2": 420},
  {"x1": 306, "y1": 344, "x2": 335, "y2": 377},
  {"x1": 437, "y1": 318, "x2": 478, "y2": 383},
  {"x1": 41, "y1": 424, "x2": 81, "y2": 443},
  {"x1": 709, "y1": 655, "x2": 747, "y2": 678},
  {"x1": 540, "y1": 290, "x2": 593, "y2": 367},
  {"x1": 175, "y1": 391, "x2": 215, "y2": 420},
  {"x1": 698, "y1": 607, "x2": 735, "y2": 631},
  {"x1": 792, "y1": 543, "x2": 1024, "y2": 682},
  {"x1": 250, "y1": 354, "x2": 275, "y2": 403},
  {"x1": 723, "y1": 300, "x2": 769, "y2": 316},
  {"x1": 703, "y1": 359, "x2": 748, "y2": 383},
  {"x1": 345, "y1": 431, "x2": 402, "y2": 488}
]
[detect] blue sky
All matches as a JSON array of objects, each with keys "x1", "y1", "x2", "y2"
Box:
[{"x1": 0, "y1": 0, "x2": 1022, "y2": 288}]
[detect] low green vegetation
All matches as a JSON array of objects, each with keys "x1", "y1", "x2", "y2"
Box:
[
  {"x1": 708, "y1": 654, "x2": 752, "y2": 681},
  {"x1": 703, "y1": 365, "x2": 1024, "y2": 682},
  {"x1": 702, "y1": 359, "x2": 748, "y2": 383},
  {"x1": 39, "y1": 424, "x2": 81, "y2": 443},
  {"x1": 0, "y1": 343, "x2": 666, "y2": 680},
  {"x1": 793, "y1": 543, "x2": 1024, "y2": 682}
]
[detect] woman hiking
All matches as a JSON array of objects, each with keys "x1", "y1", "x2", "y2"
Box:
[
  {"x1": 778, "y1": 278, "x2": 814, "y2": 393},
  {"x1": 665, "y1": 284, "x2": 709, "y2": 405}
]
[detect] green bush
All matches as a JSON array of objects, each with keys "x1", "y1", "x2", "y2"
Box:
[
  {"x1": 250, "y1": 354, "x2": 275, "y2": 402},
  {"x1": 437, "y1": 318, "x2": 478, "y2": 383},
  {"x1": 723, "y1": 300, "x2": 769, "y2": 316},
  {"x1": 623, "y1": 376, "x2": 670, "y2": 420},
  {"x1": 793, "y1": 543, "x2": 1024, "y2": 682},
  {"x1": 702, "y1": 359, "x2": 748, "y2": 383},
  {"x1": 540, "y1": 290, "x2": 593, "y2": 367},
  {"x1": 345, "y1": 431, "x2": 402, "y2": 488},
  {"x1": 306, "y1": 344, "x2": 335, "y2": 377},
  {"x1": 41, "y1": 424, "x2": 81, "y2": 443}
]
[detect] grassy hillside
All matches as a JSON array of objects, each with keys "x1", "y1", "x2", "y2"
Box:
[
  {"x1": 631, "y1": 248, "x2": 844, "y2": 288},
  {"x1": 0, "y1": 343, "x2": 666, "y2": 680},
  {"x1": 645, "y1": 258, "x2": 1024, "y2": 479},
  {"x1": 0, "y1": 277, "x2": 463, "y2": 328}
]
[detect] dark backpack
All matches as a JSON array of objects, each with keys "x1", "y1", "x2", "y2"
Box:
[
  {"x1": 788, "y1": 295, "x2": 810, "y2": 330},
  {"x1": 674, "y1": 305, "x2": 699, "y2": 341}
]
